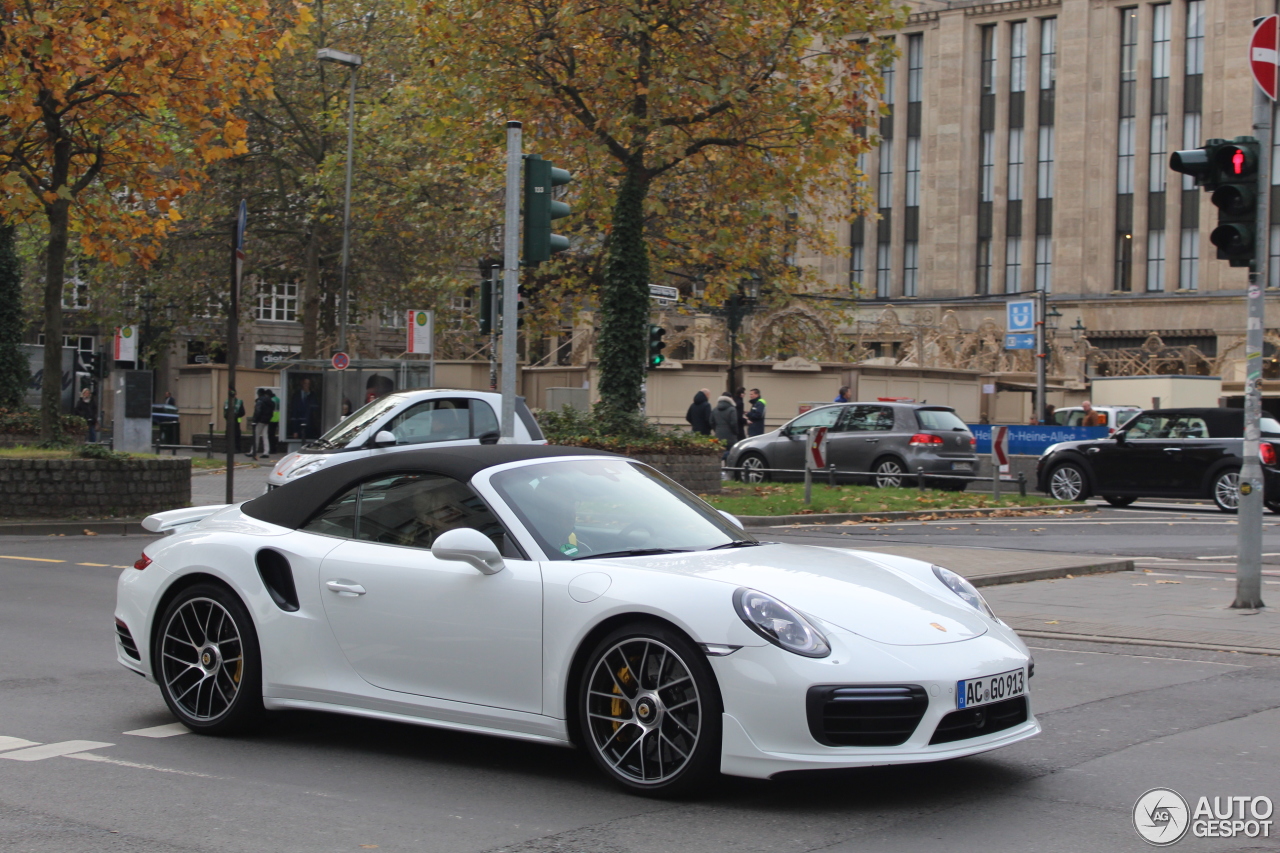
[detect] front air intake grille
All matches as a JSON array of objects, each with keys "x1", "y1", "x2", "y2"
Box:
[
  {"x1": 929, "y1": 695, "x2": 1028, "y2": 745},
  {"x1": 807, "y1": 684, "x2": 929, "y2": 747},
  {"x1": 115, "y1": 619, "x2": 140, "y2": 660}
]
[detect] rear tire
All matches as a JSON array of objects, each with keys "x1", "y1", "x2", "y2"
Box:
[
  {"x1": 1103, "y1": 496, "x2": 1136, "y2": 507},
  {"x1": 1211, "y1": 469, "x2": 1241, "y2": 513},
  {"x1": 155, "y1": 583, "x2": 263, "y2": 734}
]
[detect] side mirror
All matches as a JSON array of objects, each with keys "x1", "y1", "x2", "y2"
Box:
[
  {"x1": 370, "y1": 430, "x2": 397, "y2": 448},
  {"x1": 1114, "y1": 431, "x2": 1126, "y2": 444},
  {"x1": 431, "y1": 527, "x2": 505, "y2": 575},
  {"x1": 718, "y1": 509, "x2": 744, "y2": 529},
  {"x1": 478, "y1": 431, "x2": 500, "y2": 446}
]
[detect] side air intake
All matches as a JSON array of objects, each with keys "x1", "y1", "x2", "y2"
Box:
[{"x1": 256, "y1": 549, "x2": 300, "y2": 612}]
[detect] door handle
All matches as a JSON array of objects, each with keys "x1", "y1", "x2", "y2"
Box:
[
  {"x1": 1086, "y1": 447, "x2": 1100, "y2": 453},
  {"x1": 325, "y1": 579, "x2": 366, "y2": 597},
  {"x1": 864, "y1": 438, "x2": 880, "y2": 443},
  {"x1": 1163, "y1": 447, "x2": 1183, "y2": 453}
]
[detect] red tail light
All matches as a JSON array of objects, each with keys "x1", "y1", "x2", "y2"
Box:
[
  {"x1": 909, "y1": 433, "x2": 944, "y2": 446},
  {"x1": 969, "y1": 436, "x2": 978, "y2": 447},
  {"x1": 1262, "y1": 443, "x2": 1277, "y2": 466},
  {"x1": 133, "y1": 554, "x2": 151, "y2": 571}
]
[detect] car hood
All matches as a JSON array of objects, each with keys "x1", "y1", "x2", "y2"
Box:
[{"x1": 587, "y1": 544, "x2": 988, "y2": 646}]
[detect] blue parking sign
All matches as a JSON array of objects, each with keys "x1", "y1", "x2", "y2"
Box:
[{"x1": 1007, "y1": 300, "x2": 1035, "y2": 333}]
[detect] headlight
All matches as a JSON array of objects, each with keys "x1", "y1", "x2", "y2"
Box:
[
  {"x1": 733, "y1": 588, "x2": 830, "y2": 658},
  {"x1": 932, "y1": 565, "x2": 997, "y2": 619},
  {"x1": 287, "y1": 458, "x2": 329, "y2": 479}
]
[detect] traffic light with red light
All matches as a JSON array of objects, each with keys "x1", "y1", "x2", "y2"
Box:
[{"x1": 1170, "y1": 136, "x2": 1262, "y2": 269}]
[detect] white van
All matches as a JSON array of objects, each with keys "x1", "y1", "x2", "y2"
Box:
[{"x1": 1052, "y1": 405, "x2": 1141, "y2": 434}]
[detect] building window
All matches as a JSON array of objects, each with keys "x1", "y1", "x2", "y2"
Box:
[
  {"x1": 1010, "y1": 22, "x2": 1027, "y2": 93},
  {"x1": 1008, "y1": 128, "x2": 1024, "y2": 202},
  {"x1": 851, "y1": 242, "x2": 865, "y2": 289},
  {"x1": 1116, "y1": 120, "x2": 1135, "y2": 194},
  {"x1": 1039, "y1": 18, "x2": 1057, "y2": 90},
  {"x1": 980, "y1": 25, "x2": 997, "y2": 96},
  {"x1": 1271, "y1": 226, "x2": 1280, "y2": 289},
  {"x1": 903, "y1": 242, "x2": 918, "y2": 297},
  {"x1": 1146, "y1": 230, "x2": 1166, "y2": 292},
  {"x1": 980, "y1": 132, "x2": 995, "y2": 203},
  {"x1": 255, "y1": 282, "x2": 298, "y2": 323},
  {"x1": 1115, "y1": 232, "x2": 1134, "y2": 292},
  {"x1": 876, "y1": 243, "x2": 891, "y2": 298},
  {"x1": 1115, "y1": 7, "x2": 1138, "y2": 292},
  {"x1": 62, "y1": 281, "x2": 89, "y2": 310},
  {"x1": 1180, "y1": 228, "x2": 1199, "y2": 291},
  {"x1": 976, "y1": 240, "x2": 992, "y2": 295},
  {"x1": 1005, "y1": 239, "x2": 1023, "y2": 293},
  {"x1": 1037, "y1": 126, "x2": 1055, "y2": 198},
  {"x1": 1185, "y1": 0, "x2": 1204, "y2": 76},
  {"x1": 877, "y1": 139, "x2": 893, "y2": 208},
  {"x1": 905, "y1": 138, "x2": 921, "y2": 207},
  {"x1": 1182, "y1": 113, "x2": 1202, "y2": 190},
  {"x1": 380, "y1": 309, "x2": 407, "y2": 329},
  {"x1": 907, "y1": 33, "x2": 924, "y2": 103},
  {"x1": 1035, "y1": 235, "x2": 1053, "y2": 292}
]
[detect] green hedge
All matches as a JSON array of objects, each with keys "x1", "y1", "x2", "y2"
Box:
[
  {"x1": 537, "y1": 405, "x2": 722, "y2": 456},
  {"x1": 0, "y1": 407, "x2": 86, "y2": 436}
]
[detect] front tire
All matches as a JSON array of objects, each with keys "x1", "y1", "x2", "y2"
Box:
[
  {"x1": 1212, "y1": 469, "x2": 1241, "y2": 513},
  {"x1": 577, "y1": 622, "x2": 721, "y2": 797},
  {"x1": 1047, "y1": 463, "x2": 1089, "y2": 502},
  {"x1": 737, "y1": 453, "x2": 768, "y2": 483},
  {"x1": 155, "y1": 583, "x2": 263, "y2": 734}
]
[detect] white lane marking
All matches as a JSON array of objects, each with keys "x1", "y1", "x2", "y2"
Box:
[
  {"x1": 0, "y1": 737, "x2": 41, "y2": 752},
  {"x1": 123, "y1": 723, "x2": 191, "y2": 738},
  {"x1": 65, "y1": 752, "x2": 222, "y2": 779},
  {"x1": 0, "y1": 740, "x2": 113, "y2": 761}
]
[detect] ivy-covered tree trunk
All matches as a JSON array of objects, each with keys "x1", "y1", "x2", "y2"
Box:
[
  {"x1": 596, "y1": 163, "x2": 651, "y2": 419},
  {"x1": 0, "y1": 222, "x2": 29, "y2": 408}
]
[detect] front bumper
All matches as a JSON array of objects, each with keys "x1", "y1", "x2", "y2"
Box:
[{"x1": 712, "y1": 627, "x2": 1038, "y2": 779}]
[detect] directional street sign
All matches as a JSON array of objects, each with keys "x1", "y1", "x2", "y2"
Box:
[
  {"x1": 1252, "y1": 15, "x2": 1278, "y2": 101},
  {"x1": 648, "y1": 284, "x2": 679, "y2": 307},
  {"x1": 1005, "y1": 299, "x2": 1036, "y2": 350}
]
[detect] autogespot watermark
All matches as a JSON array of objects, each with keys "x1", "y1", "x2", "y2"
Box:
[{"x1": 1133, "y1": 788, "x2": 1274, "y2": 845}]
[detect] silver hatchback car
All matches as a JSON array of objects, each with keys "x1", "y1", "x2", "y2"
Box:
[{"x1": 726, "y1": 402, "x2": 978, "y2": 489}]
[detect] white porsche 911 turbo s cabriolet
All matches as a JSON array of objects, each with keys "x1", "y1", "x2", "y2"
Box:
[{"x1": 116, "y1": 445, "x2": 1039, "y2": 795}]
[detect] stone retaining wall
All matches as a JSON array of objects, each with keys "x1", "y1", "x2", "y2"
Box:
[
  {"x1": 624, "y1": 452, "x2": 722, "y2": 495},
  {"x1": 0, "y1": 458, "x2": 191, "y2": 518}
]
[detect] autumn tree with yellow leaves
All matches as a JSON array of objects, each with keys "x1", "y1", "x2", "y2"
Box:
[
  {"x1": 0, "y1": 0, "x2": 306, "y2": 441},
  {"x1": 417, "y1": 0, "x2": 902, "y2": 418}
]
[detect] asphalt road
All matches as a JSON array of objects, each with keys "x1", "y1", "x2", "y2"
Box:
[
  {"x1": 758, "y1": 500, "x2": 1280, "y2": 574},
  {"x1": 1, "y1": 534, "x2": 1277, "y2": 853}
]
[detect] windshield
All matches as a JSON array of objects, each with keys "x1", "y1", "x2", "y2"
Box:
[
  {"x1": 306, "y1": 395, "x2": 403, "y2": 450},
  {"x1": 915, "y1": 408, "x2": 968, "y2": 431},
  {"x1": 489, "y1": 459, "x2": 752, "y2": 560}
]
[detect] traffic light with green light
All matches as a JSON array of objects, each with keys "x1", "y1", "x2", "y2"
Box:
[
  {"x1": 523, "y1": 154, "x2": 572, "y2": 265},
  {"x1": 647, "y1": 325, "x2": 667, "y2": 369}
]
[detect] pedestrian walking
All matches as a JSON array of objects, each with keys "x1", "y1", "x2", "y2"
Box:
[
  {"x1": 746, "y1": 388, "x2": 767, "y2": 436},
  {"x1": 74, "y1": 387, "x2": 97, "y2": 442},
  {"x1": 711, "y1": 395, "x2": 739, "y2": 458},
  {"x1": 834, "y1": 385, "x2": 852, "y2": 403},
  {"x1": 250, "y1": 388, "x2": 275, "y2": 460},
  {"x1": 685, "y1": 389, "x2": 712, "y2": 435},
  {"x1": 224, "y1": 388, "x2": 245, "y2": 454}
]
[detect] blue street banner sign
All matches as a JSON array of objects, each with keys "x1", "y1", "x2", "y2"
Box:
[
  {"x1": 1005, "y1": 299, "x2": 1035, "y2": 349},
  {"x1": 1005, "y1": 333, "x2": 1036, "y2": 349}
]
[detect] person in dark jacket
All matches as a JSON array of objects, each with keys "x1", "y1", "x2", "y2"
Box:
[
  {"x1": 249, "y1": 388, "x2": 275, "y2": 460},
  {"x1": 834, "y1": 385, "x2": 852, "y2": 403},
  {"x1": 733, "y1": 386, "x2": 747, "y2": 441},
  {"x1": 685, "y1": 389, "x2": 712, "y2": 435},
  {"x1": 74, "y1": 387, "x2": 97, "y2": 442},
  {"x1": 711, "y1": 395, "x2": 739, "y2": 458},
  {"x1": 224, "y1": 389, "x2": 245, "y2": 454},
  {"x1": 746, "y1": 388, "x2": 766, "y2": 436}
]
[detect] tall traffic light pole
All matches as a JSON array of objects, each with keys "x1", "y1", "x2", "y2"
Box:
[{"x1": 501, "y1": 122, "x2": 522, "y2": 442}]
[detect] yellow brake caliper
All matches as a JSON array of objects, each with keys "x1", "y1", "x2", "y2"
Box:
[{"x1": 610, "y1": 663, "x2": 634, "y2": 731}]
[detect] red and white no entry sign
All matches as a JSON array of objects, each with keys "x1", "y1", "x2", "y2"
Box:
[{"x1": 1251, "y1": 15, "x2": 1278, "y2": 101}]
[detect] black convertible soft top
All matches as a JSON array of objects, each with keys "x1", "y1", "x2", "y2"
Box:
[{"x1": 242, "y1": 445, "x2": 618, "y2": 530}]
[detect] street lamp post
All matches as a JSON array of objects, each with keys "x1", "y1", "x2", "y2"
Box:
[
  {"x1": 723, "y1": 274, "x2": 762, "y2": 394},
  {"x1": 317, "y1": 47, "x2": 363, "y2": 355}
]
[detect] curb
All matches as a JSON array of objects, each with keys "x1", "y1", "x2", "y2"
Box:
[
  {"x1": 737, "y1": 503, "x2": 1095, "y2": 527},
  {"x1": 0, "y1": 520, "x2": 149, "y2": 536},
  {"x1": 966, "y1": 557, "x2": 1134, "y2": 588}
]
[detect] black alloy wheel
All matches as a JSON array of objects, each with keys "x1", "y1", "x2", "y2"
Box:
[
  {"x1": 577, "y1": 622, "x2": 721, "y2": 797},
  {"x1": 155, "y1": 583, "x2": 263, "y2": 733},
  {"x1": 1104, "y1": 496, "x2": 1137, "y2": 507},
  {"x1": 1047, "y1": 463, "x2": 1088, "y2": 502}
]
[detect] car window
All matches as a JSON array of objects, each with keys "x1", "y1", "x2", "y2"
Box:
[
  {"x1": 1264, "y1": 416, "x2": 1280, "y2": 435},
  {"x1": 387, "y1": 399, "x2": 473, "y2": 445},
  {"x1": 1166, "y1": 415, "x2": 1210, "y2": 439},
  {"x1": 843, "y1": 405, "x2": 894, "y2": 432},
  {"x1": 309, "y1": 394, "x2": 402, "y2": 450},
  {"x1": 1062, "y1": 410, "x2": 1085, "y2": 426},
  {"x1": 914, "y1": 408, "x2": 967, "y2": 431},
  {"x1": 473, "y1": 399, "x2": 499, "y2": 437},
  {"x1": 301, "y1": 486, "x2": 360, "y2": 538},
  {"x1": 1114, "y1": 409, "x2": 1141, "y2": 429},
  {"x1": 1123, "y1": 413, "x2": 1173, "y2": 439},
  {"x1": 787, "y1": 406, "x2": 843, "y2": 433}
]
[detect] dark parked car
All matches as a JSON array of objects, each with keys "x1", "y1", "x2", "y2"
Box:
[
  {"x1": 726, "y1": 402, "x2": 977, "y2": 489},
  {"x1": 1036, "y1": 407, "x2": 1280, "y2": 512}
]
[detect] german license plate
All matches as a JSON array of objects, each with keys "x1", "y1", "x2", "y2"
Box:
[
  {"x1": 957, "y1": 668, "x2": 1026, "y2": 709},
  {"x1": 951, "y1": 461, "x2": 973, "y2": 471}
]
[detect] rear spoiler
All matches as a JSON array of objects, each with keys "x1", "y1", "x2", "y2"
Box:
[{"x1": 142, "y1": 505, "x2": 229, "y2": 533}]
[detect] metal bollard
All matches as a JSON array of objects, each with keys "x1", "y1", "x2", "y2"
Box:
[
  {"x1": 1017, "y1": 472, "x2": 1027, "y2": 497},
  {"x1": 207, "y1": 421, "x2": 214, "y2": 459},
  {"x1": 918, "y1": 467, "x2": 926, "y2": 491},
  {"x1": 827, "y1": 463, "x2": 836, "y2": 487}
]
